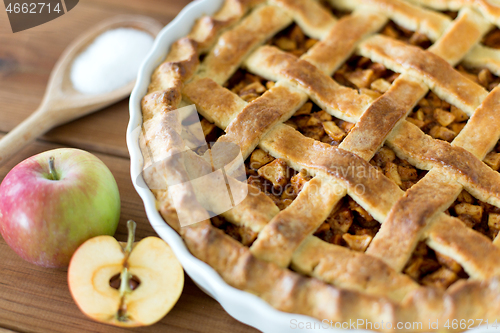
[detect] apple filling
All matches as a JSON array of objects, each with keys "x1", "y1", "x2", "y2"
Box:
[
  {"x1": 211, "y1": 215, "x2": 258, "y2": 246},
  {"x1": 210, "y1": 151, "x2": 305, "y2": 246},
  {"x1": 404, "y1": 242, "x2": 468, "y2": 290},
  {"x1": 284, "y1": 101, "x2": 354, "y2": 146},
  {"x1": 313, "y1": 196, "x2": 378, "y2": 252},
  {"x1": 404, "y1": 91, "x2": 469, "y2": 142},
  {"x1": 267, "y1": 23, "x2": 318, "y2": 58},
  {"x1": 223, "y1": 69, "x2": 273, "y2": 103},
  {"x1": 456, "y1": 65, "x2": 500, "y2": 92},
  {"x1": 370, "y1": 146, "x2": 427, "y2": 191},
  {"x1": 380, "y1": 21, "x2": 432, "y2": 49},
  {"x1": 484, "y1": 142, "x2": 500, "y2": 173},
  {"x1": 332, "y1": 18, "x2": 433, "y2": 97},
  {"x1": 246, "y1": 152, "x2": 300, "y2": 211},
  {"x1": 334, "y1": 54, "x2": 399, "y2": 96},
  {"x1": 447, "y1": 190, "x2": 500, "y2": 241}
]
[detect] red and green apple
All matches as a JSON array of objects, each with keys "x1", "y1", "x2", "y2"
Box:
[{"x1": 0, "y1": 148, "x2": 120, "y2": 268}]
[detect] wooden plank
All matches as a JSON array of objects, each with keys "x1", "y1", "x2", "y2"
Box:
[
  {"x1": 0, "y1": 136, "x2": 256, "y2": 333},
  {"x1": 0, "y1": 328, "x2": 17, "y2": 333},
  {"x1": 42, "y1": 99, "x2": 131, "y2": 158}
]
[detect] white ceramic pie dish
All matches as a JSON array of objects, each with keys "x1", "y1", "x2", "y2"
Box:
[{"x1": 126, "y1": 1, "x2": 492, "y2": 332}]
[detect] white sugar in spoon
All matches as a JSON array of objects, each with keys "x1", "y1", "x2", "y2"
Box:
[{"x1": 0, "y1": 15, "x2": 162, "y2": 165}]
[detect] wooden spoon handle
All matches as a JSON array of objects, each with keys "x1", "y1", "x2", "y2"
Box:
[{"x1": 0, "y1": 104, "x2": 57, "y2": 166}]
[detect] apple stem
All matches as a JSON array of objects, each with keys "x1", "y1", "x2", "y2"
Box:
[
  {"x1": 117, "y1": 266, "x2": 130, "y2": 322},
  {"x1": 117, "y1": 220, "x2": 137, "y2": 322},
  {"x1": 125, "y1": 220, "x2": 136, "y2": 254},
  {"x1": 48, "y1": 156, "x2": 59, "y2": 181},
  {"x1": 118, "y1": 267, "x2": 130, "y2": 298}
]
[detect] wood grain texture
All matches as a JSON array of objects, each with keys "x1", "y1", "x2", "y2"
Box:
[{"x1": 0, "y1": 0, "x2": 257, "y2": 332}]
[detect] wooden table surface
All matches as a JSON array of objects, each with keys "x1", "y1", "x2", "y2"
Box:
[{"x1": 0, "y1": 1, "x2": 257, "y2": 332}]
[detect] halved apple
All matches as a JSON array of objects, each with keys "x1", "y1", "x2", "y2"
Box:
[{"x1": 68, "y1": 220, "x2": 184, "y2": 327}]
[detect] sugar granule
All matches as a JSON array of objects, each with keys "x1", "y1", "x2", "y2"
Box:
[{"x1": 70, "y1": 28, "x2": 154, "y2": 95}]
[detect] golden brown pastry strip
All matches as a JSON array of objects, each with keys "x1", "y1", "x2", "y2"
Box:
[
  {"x1": 292, "y1": 236, "x2": 419, "y2": 301},
  {"x1": 197, "y1": 5, "x2": 293, "y2": 85},
  {"x1": 428, "y1": 8, "x2": 492, "y2": 66},
  {"x1": 359, "y1": 34, "x2": 489, "y2": 114},
  {"x1": 302, "y1": 10, "x2": 387, "y2": 75},
  {"x1": 183, "y1": 77, "x2": 248, "y2": 129},
  {"x1": 366, "y1": 170, "x2": 463, "y2": 271},
  {"x1": 188, "y1": 0, "x2": 265, "y2": 52},
  {"x1": 217, "y1": 83, "x2": 308, "y2": 159},
  {"x1": 463, "y1": 45, "x2": 500, "y2": 77},
  {"x1": 244, "y1": 45, "x2": 371, "y2": 122},
  {"x1": 259, "y1": 124, "x2": 404, "y2": 223},
  {"x1": 329, "y1": 0, "x2": 451, "y2": 40},
  {"x1": 453, "y1": 87, "x2": 500, "y2": 158},
  {"x1": 270, "y1": 0, "x2": 337, "y2": 39},
  {"x1": 407, "y1": 0, "x2": 500, "y2": 27},
  {"x1": 340, "y1": 74, "x2": 427, "y2": 160},
  {"x1": 388, "y1": 121, "x2": 500, "y2": 206},
  {"x1": 426, "y1": 216, "x2": 500, "y2": 279},
  {"x1": 250, "y1": 177, "x2": 345, "y2": 267},
  {"x1": 141, "y1": 113, "x2": 211, "y2": 229}
]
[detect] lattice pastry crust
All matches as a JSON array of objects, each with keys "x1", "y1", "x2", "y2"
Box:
[{"x1": 139, "y1": 0, "x2": 500, "y2": 331}]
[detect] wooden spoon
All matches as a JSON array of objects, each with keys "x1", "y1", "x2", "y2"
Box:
[{"x1": 0, "y1": 15, "x2": 162, "y2": 166}]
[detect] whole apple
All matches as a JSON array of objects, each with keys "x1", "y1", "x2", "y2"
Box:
[{"x1": 0, "y1": 148, "x2": 120, "y2": 268}]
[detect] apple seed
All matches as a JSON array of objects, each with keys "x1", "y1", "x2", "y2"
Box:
[{"x1": 109, "y1": 273, "x2": 141, "y2": 291}]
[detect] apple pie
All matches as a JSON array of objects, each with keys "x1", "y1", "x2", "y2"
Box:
[{"x1": 139, "y1": 0, "x2": 500, "y2": 331}]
